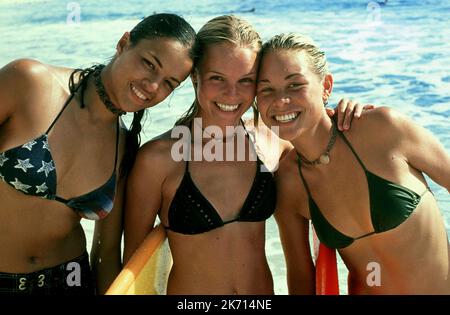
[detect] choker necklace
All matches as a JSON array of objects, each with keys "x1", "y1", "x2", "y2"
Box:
[
  {"x1": 297, "y1": 121, "x2": 337, "y2": 166},
  {"x1": 92, "y1": 65, "x2": 126, "y2": 116}
]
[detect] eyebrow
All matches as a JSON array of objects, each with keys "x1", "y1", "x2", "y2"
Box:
[
  {"x1": 148, "y1": 53, "x2": 181, "y2": 85},
  {"x1": 258, "y1": 73, "x2": 305, "y2": 83},
  {"x1": 149, "y1": 53, "x2": 163, "y2": 69},
  {"x1": 285, "y1": 73, "x2": 305, "y2": 80},
  {"x1": 207, "y1": 71, "x2": 257, "y2": 77},
  {"x1": 171, "y1": 77, "x2": 181, "y2": 85}
]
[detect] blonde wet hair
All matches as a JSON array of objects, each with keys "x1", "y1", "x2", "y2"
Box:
[
  {"x1": 175, "y1": 15, "x2": 262, "y2": 127},
  {"x1": 260, "y1": 33, "x2": 329, "y2": 80}
]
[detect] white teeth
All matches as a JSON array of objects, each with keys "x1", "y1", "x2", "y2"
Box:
[
  {"x1": 216, "y1": 103, "x2": 239, "y2": 112},
  {"x1": 274, "y1": 112, "x2": 299, "y2": 122},
  {"x1": 131, "y1": 85, "x2": 148, "y2": 101}
]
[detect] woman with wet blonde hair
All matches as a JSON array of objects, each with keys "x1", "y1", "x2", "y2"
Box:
[
  {"x1": 124, "y1": 16, "x2": 365, "y2": 294},
  {"x1": 257, "y1": 32, "x2": 450, "y2": 294}
]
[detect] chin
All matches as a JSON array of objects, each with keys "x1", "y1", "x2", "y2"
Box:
[
  {"x1": 276, "y1": 130, "x2": 296, "y2": 142},
  {"x1": 268, "y1": 123, "x2": 300, "y2": 141}
]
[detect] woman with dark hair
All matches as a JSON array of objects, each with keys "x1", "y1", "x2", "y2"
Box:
[{"x1": 0, "y1": 13, "x2": 196, "y2": 295}]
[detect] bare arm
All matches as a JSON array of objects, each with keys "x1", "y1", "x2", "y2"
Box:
[
  {"x1": 386, "y1": 108, "x2": 450, "y2": 192},
  {"x1": 90, "y1": 128, "x2": 130, "y2": 294},
  {"x1": 90, "y1": 175, "x2": 125, "y2": 294},
  {"x1": 274, "y1": 159, "x2": 315, "y2": 294},
  {"x1": 123, "y1": 141, "x2": 166, "y2": 264}
]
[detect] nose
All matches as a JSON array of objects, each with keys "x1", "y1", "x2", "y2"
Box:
[
  {"x1": 142, "y1": 78, "x2": 160, "y2": 93},
  {"x1": 273, "y1": 91, "x2": 290, "y2": 107},
  {"x1": 224, "y1": 82, "x2": 238, "y2": 98}
]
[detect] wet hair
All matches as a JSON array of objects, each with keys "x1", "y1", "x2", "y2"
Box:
[
  {"x1": 120, "y1": 13, "x2": 196, "y2": 178},
  {"x1": 260, "y1": 33, "x2": 329, "y2": 80},
  {"x1": 252, "y1": 33, "x2": 329, "y2": 120},
  {"x1": 129, "y1": 13, "x2": 196, "y2": 58},
  {"x1": 175, "y1": 15, "x2": 262, "y2": 127},
  {"x1": 68, "y1": 13, "x2": 196, "y2": 178}
]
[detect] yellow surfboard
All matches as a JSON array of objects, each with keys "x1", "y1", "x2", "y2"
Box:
[{"x1": 106, "y1": 225, "x2": 172, "y2": 295}]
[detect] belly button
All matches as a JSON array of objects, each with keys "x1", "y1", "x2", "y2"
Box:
[{"x1": 29, "y1": 256, "x2": 40, "y2": 265}]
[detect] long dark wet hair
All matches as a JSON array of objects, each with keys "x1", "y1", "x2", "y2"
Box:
[{"x1": 67, "y1": 13, "x2": 196, "y2": 178}]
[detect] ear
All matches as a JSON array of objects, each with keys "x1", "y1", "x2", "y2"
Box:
[
  {"x1": 116, "y1": 32, "x2": 131, "y2": 55},
  {"x1": 322, "y1": 73, "x2": 333, "y2": 103}
]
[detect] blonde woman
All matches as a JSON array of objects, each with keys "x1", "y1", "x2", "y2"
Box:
[
  {"x1": 256, "y1": 33, "x2": 450, "y2": 294},
  {"x1": 124, "y1": 16, "x2": 367, "y2": 294}
]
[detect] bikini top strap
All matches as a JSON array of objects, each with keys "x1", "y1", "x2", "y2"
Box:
[
  {"x1": 45, "y1": 71, "x2": 87, "y2": 135},
  {"x1": 337, "y1": 131, "x2": 368, "y2": 172},
  {"x1": 113, "y1": 118, "x2": 120, "y2": 169},
  {"x1": 240, "y1": 118, "x2": 263, "y2": 165},
  {"x1": 185, "y1": 120, "x2": 193, "y2": 174},
  {"x1": 296, "y1": 153, "x2": 314, "y2": 199}
]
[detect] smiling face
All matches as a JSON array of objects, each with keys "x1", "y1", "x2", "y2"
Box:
[
  {"x1": 193, "y1": 42, "x2": 259, "y2": 128},
  {"x1": 110, "y1": 34, "x2": 194, "y2": 112},
  {"x1": 256, "y1": 49, "x2": 332, "y2": 141}
]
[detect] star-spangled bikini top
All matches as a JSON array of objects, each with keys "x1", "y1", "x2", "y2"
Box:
[{"x1": 0, "y1": 83, "x2": 119, "y2": 220}]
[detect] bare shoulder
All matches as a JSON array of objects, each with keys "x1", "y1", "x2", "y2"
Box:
[
  {"x1": 354, "y1": 106, "x2": 407, "y2": 131},
  {"x1": 276, "y1": 149, "x2": 297, "y2": 176},
  {"x1": 138, "y1": 136, "x2": 173, "y2": 162},
  {"x1": 135, "y1": 129, "x2": 180, "y2": 175},
  {"x1": 0, "y1": 59, "x2": 51, "y2": 123},
  {"x1": 275, "y1": 149, "x2": 308, "y2": 216},
  {"x1": 344, "y1": 106, "x2": 411, "y2": 145},
  {"x1": 0, "y1": 59, "x2": 55, "y2": 87},
  {"x1": 151, "y1": 129, "x2": 176, "y2": 141},
  {"x1": 0, "y1": 59, "x2": 74, "y2": 116},
  {"x1": 276, "y1": 149, "x2": 301, "y2": 192}
]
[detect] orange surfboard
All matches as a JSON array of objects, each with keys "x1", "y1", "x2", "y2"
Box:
[{"x1": 312, "y1": 226, "x2": 340, "y2": 295}]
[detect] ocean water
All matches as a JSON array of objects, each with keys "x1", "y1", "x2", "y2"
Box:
[{"x1": 0, "y1": 0, "x2": 448, "y2": 295}]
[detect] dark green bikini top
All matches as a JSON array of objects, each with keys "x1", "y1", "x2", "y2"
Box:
[{"x1": 297, "y1": 131, "x2": 430, "y2": 249}]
